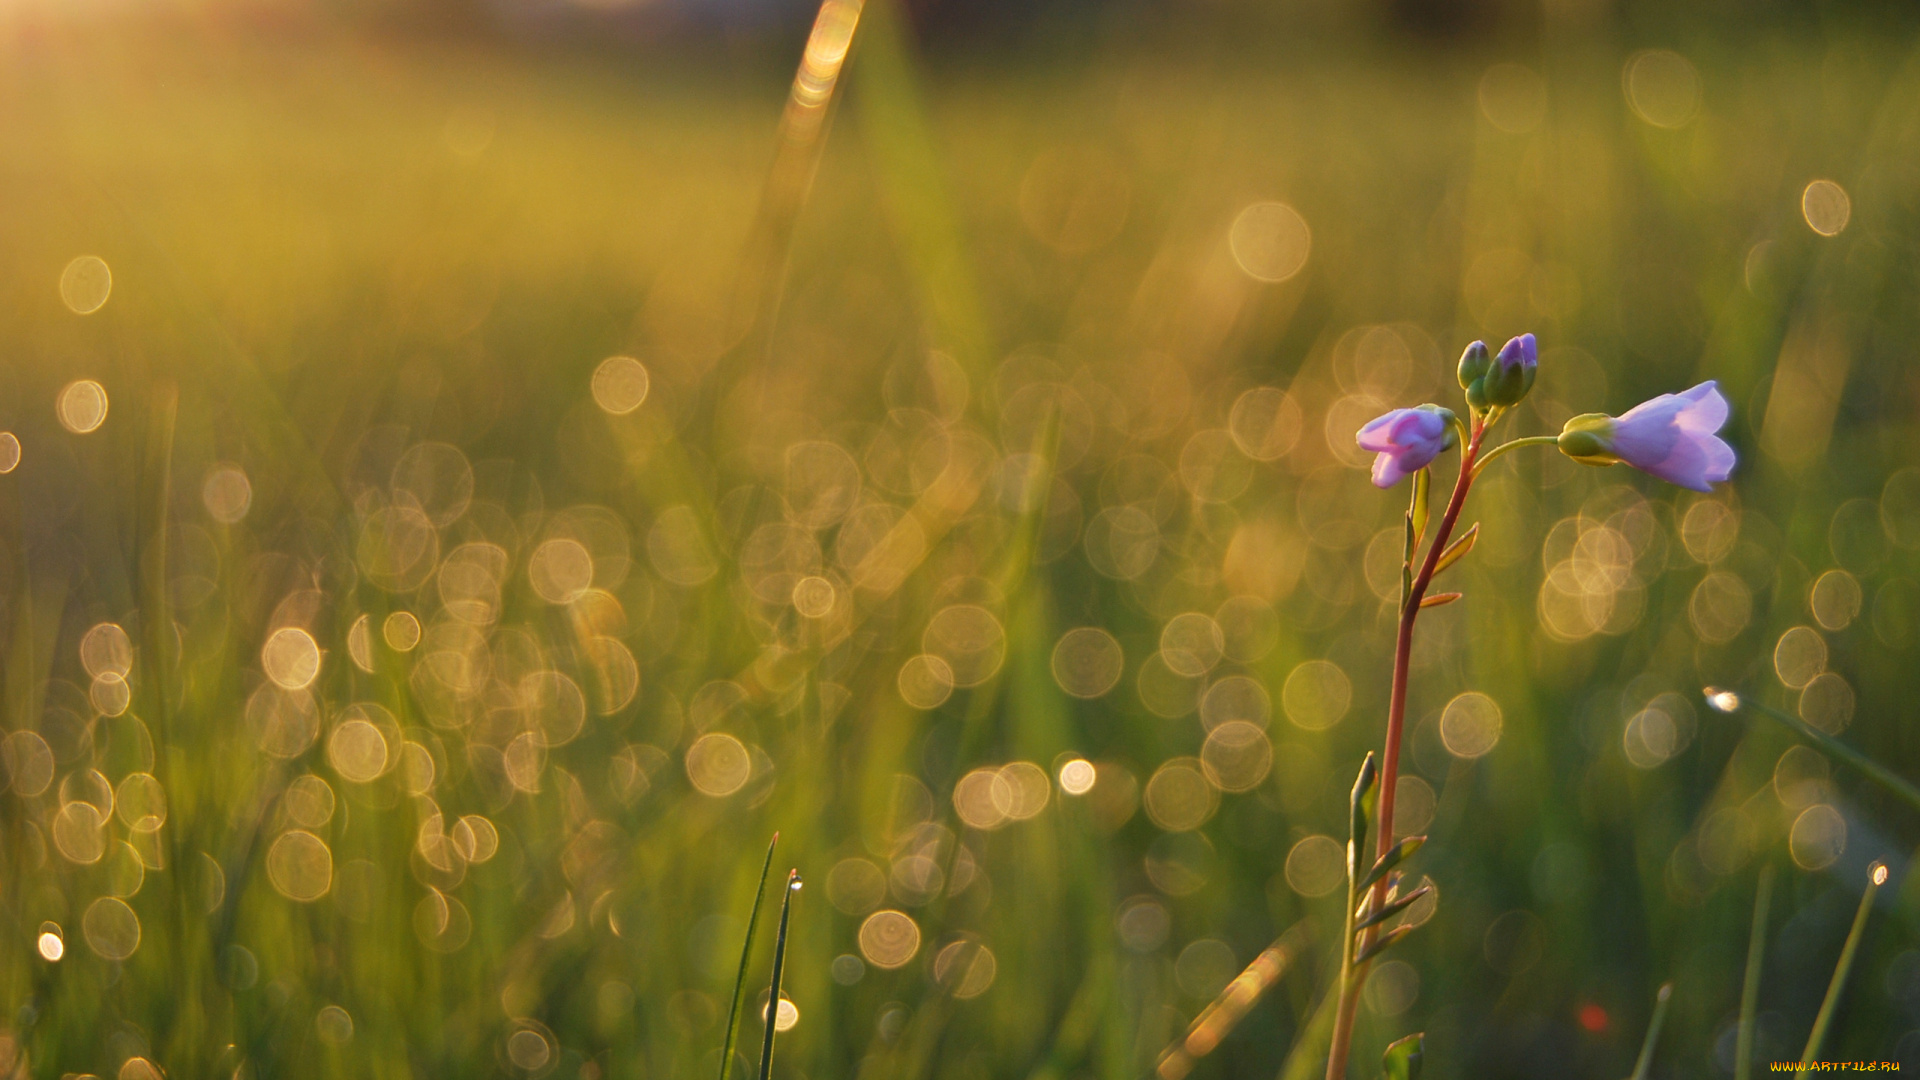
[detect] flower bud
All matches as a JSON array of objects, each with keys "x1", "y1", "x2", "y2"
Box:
[
  {"x1": 1479, "y1": 334, "x2": 1537, "y2": 408},
  {"x1": 1456, "y1": 340, "x2": 1490, "y2": 391},
  {"x1": 1556, "y1": 414, "x2": 1618, "y2": 465}
]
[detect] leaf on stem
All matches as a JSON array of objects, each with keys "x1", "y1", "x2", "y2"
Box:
[
  {"x1": 1418, "y1": 592, "x2": 1461, "y2": 609},
  {"x1": 718, "y1": 834, "x2": 780, "y2": 1080},
  {"x1": 1433, "y1": 523, "x2": 1478, "y2": 576},
  {"x1": 1348, "y1": 754, "x2": 1378, "y2": 888},
  {"x1": 1359, "y1": 835, "x2": 1425, "y2": 894},
  {"x1": 1355, "y1": 885, "x2": 1432, "y2": 932},
  {"x1": 1355, "y1": 922, "x2": 1417, "y2": 965},
  {"x1": 1382, "y1": 1033, "x2": 1425, "y2": 1080},
  {"x1": 1410, "y1": 468, "x2": 1431, "y2": 553}
]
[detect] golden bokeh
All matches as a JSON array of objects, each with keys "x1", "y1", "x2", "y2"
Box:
[
  {"x1": 3, "y1": 731, "x2": 55, "y2": 798},
  {"x1": 898, "y1": 653, "x2": 956, "y2": 710},
  {"x1": 36, "y1": 925, "x2": 63, "y2": 962},
  {"x1": 1801, "y1": 179, "x2": 1851, "y2": 237},
  {"x1": 59, "y1": 256, "x2": 112, "y2": 314},
  {"x1": 263, "y1": 626, "x2": 323, "y2": 690},
  {"x1": 1283, "y1": 835, "x2": 1343, "y2": 897},
  {"x1": 1057, "y1": 758, "x2": 1096, "y2": 796},
  {"x1": 1798, "y1": 672, "x2": 1855, "y2": 735},
  {"x1": 1228, "y1": 202, "x2": 1311, "y2": 283},
  {"x1": 923, "y1": 605, "x2": 1006, "y2": 688},
  {"x1": 56, "y1": 380, "x2": 109, "y2": 434},
  {"x1": 81, "y1": 896, "x2": 141, "y2": 960},
  {"x1": 284, "y1": 774, "x2": 337, "y2": 828},
  {"x1": 1772, "y1": 626, "x2": 1827, "y2": 690},
  {"x1": 116, "y1": 773, "x2": 168, "y2": 834},
  {"x1": 0, "y1": 432, "x2": 17, "y2": 474},
  {"x1": 328, "y1": 713, "x2": 391, "y2": 783},
  {"x1": 1050, "y1": 627, "x2": 1124, "y2": 698},
  {"x1": 858, "y1": 910, "x2": 922, "y2": 969},
  {"x1": 1228, "y1": 387, "x2": 1302, "y2": 462},
  {"x1": 1810, "y1": 569, "x2": 1862, "y2": 630},
  {"x1": 932, "y1": 939, "x2": 997, "y2": 999},
  {"x1": 1143, "y1": 758, "x2": 1216, "y2": 832},
  {"x1": 383, "y1": 611, "x2": 423, "y2": 652},
  {"x1": 1199, "y1": 721, "x2": 1272, "y2": 793},
  {"x1": 1788, "y1": 804, "x2": 1846, "y2": 871},
  {"x1": 1440, "y1": 692, "x2": 1503, "y2": 759},
  {"x1": 591, "y1": 356, "x2": 651, "y2": 415},
  {"x1": 1624, "y1": 49, "x2": 1701, "y2": 128},
  {"x1": 530, "y1": 537, "x2": 595, "y2": 603},
  {"x1": 1280, "y1": 660, "x2": 1350, "y2": 731},
  {"x1": 827, "y1": 858, "x2": 887, "y2": 915},
  {"x1": 685, "y1": 733, "x2": 751, "y2": 796},
  {"x1": 266, "y1": 829, "x2": 334, "y2": 901},
  {"x1": 953, "y1": 767, "x2": 1012, "y2": 831},
  {"x1": 201, "y1": 464, "x2": 253, "y2": 524}
]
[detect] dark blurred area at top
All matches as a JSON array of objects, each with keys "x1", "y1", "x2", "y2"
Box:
[{"x1": 314, "y1": 0, "x2": 1915, "y2": 55}]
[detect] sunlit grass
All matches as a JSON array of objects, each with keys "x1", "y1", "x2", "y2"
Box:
[{"x1": 0, "y1": 5, "x2": 1915, "y2": 1078}]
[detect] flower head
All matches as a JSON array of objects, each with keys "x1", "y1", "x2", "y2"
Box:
[
  {"x1": 1462, "y1": 334, "x2": 1537, "y2": 411},
  {"x1": 1357, "y1": 405, "x2": 1457, "y2": 489},
  {"x1": 1557, "y1": 381, "x2": 1734, "y2": 492}
]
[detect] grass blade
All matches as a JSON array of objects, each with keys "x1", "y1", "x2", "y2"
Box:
[
  {"x1": 1704, "y1": 688, "x2": 1920, "y2": 813},
  {"x1": 1628, "y1": 982, "x2": 1673, "y2": 1080},
  {"x1": 1797, "y1": 862, "x2": 1888, "y2": 1071},
  {"x1": 1736, "y1": 864, "x2": 1774, "y2": 1080},
  {"x1": 756, "y1": 869, "x2": 802, "y2": 1080},
  {"x1": 719, "y1": 834, "x2": 780, "y2": 1080},
  {"x1": 1153, "y1": 922, "x2": 1310, "y2": 1080}
]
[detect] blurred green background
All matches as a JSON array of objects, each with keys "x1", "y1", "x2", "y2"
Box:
[{"x1": 1, "y1": 0, "x2": 1919, "y2": 1076}]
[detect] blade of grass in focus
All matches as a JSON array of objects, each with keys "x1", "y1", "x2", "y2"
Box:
[
  {"x1": 756, "y1": 869, "x2": 802, "y2": 1080},
  {"x1": 1797, "y1": 863, "x2": 1888, "y2": 1072},
  {"x1": 1627, "y1": 983, "x2": 1673, "y2": 1080},
  {"x1": 721, "y1": 834, "x2": 781, "y2": 1080},
  {"x1": 1705, "y1": 688, "x2": 1920, "y2": 812}
]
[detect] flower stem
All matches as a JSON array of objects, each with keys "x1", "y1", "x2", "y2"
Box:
[
  {"x1": 1469, "y1": 434, "x2": 1559, "y2": 480},
  {"x1": 1324, "y1": 421, "x2": 1485, "y2": 1080}
]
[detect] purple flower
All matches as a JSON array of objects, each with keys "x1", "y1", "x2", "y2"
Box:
[
  {"x1": 1357, "y1": 406, "x2": 1456, "y2": 489},
  {"x1": 1557, "y1": 381, "x2": 1735, "y2": 492}
]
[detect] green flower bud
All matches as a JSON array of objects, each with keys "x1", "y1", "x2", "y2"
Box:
[
  {"x1": 1557, "y1": 413, "x2": 1620, "y2": 466},
  {"x1": 1456, "y1": 341, "x2": 1490, "y2": 391}
]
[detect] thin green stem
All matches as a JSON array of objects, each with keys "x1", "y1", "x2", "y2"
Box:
[
  {"x1": 1469, "y1": 435, "x2": 1559, "y2": 480},
  {"x1": 1798, "y1": 863, "x2": 1887, "y2": 1072},
  {"x1": 1736, "y1": 864, "x2": 1774, "y2": 1080},
  {"x1": 1629, "y1": 983, "x2": 1674, "y2": 1080},
  {"x1": 719, "y1": 834, "x2": 780, "y2": 1080},
  {"x1": 1706, "y1": 689, "x2": 1920, "y2": 813},
  {"x1": 757, "y1": 869, "x2": 802, "y2": 1080}
]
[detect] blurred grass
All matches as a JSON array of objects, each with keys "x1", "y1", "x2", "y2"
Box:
[{"x1": 0, "y1": 3, "x2": 1918, "y2": 1078}]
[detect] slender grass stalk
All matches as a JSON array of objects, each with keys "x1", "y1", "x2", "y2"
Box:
[
  {"x1": 1154, "y1": 922, "x2": 1313, "y2": 1080},
  {"x1": 1736, "y1": 864, "x2": 1774, "y2": 1080},
  {"x1": 719, "y1": 834, "x2": 780, "y2": 1080},
  {"x1": 1704, "y1": 689, "x2": 1920, "y2": 813},
  {"x1": 757, "y1": 869, "x2": 802, "y2": 1080},
  {"x1": 1628, "y1": 982, "x2": 1673, "y2": 1080},
  {"x1": 1797, "y1": 862, "x2": 1888, "y2": 1072}
]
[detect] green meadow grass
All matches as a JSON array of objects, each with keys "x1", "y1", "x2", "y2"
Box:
[{"x1": 0, "y1": 5, "x2": 1918, "y2": 1078}]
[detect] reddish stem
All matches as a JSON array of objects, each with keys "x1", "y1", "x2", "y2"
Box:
[{"x1": 1324, "y1": 420, "x2": 1484, "y2": 1080}]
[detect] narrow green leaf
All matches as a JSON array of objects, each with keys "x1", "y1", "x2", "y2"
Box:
[
  {"x1": 1348, "y1": 754, "x2": 1378, "y2": 889},
  {"x1": 1410, "y1": 468, "x2": 1431, "y2": 553},
  {"x1": 1705, "y1": 688, "x2": 1920, "y2": 814},
  {"x1": 1628, "y1": 983, "x2": 1673, "y2": 1080},
  {"x1": 1359, "y1": 835, "x2": 1426, "y2": 894},
  {"x1": 1433, "y1": 523, "x2": 1478, "y2": 577},
  {"x1": 1798, "y1": 862, "x2": 1888, "y2": 1070},
  {"x1": 1735, "y1": 864, "x2": 1773, "y2": 1080},
  {"x1": 1381, "y1": 1032, "x2": 1424, "y2": 1080},
  {"x1": 719, "y1": 834, "x2": 780, "y2": 1080},
  {"x1": 756, "y1": 869, "x2": 802, "y2": 1080},
  {"x1": 1355, "y1": 922, "x2": 1416, "y2": 965},
  {"x1": 1355, "y1": 885, "x2": 1431, "y2": 932}
]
